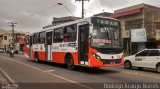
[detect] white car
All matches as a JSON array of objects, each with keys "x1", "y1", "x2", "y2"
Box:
[{"x1": 124, "y1": 49, "x2": 160, "y2": 73}]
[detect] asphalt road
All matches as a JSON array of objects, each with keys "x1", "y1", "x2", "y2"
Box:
[{"x1": 0, "y1": 53, "x2": 160, "y2": 89}]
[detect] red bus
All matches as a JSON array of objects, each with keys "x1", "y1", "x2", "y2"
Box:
[{"x1": 24, "y1": 16, "x2": 124, "y2": 70}]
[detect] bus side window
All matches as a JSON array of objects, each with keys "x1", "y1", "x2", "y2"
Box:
[
  {"x1": 33, "y1": 34, "x2": 36, "y2": 44},
  {"x1": 39, "y1": 32, "x2": 46, "y2": 44},
  {"x1": 64, "y1": 24, "x2": 77, "y2": 42},
  {"x1": 33, "y1": 33, "x2": 39, "y2": 44},
  {"x1": 47, "y1": 32, "x2": 52, "y2": 45},
  {"x1": 53, "y1": 28, "x2": 64, "y2": 43}
]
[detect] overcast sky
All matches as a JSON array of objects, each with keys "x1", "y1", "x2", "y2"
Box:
[{"x1": 0, "y1": 0, "x2": 160, "y2": 32}]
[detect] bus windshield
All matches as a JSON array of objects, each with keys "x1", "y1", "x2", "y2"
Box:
[{"x1": 91, "y1": 17, "x2": 122, "y2": 48}]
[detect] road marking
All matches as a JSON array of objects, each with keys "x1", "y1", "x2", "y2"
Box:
[
  {"x1": 45, "y1": 69, "x2": 55, "y2": 72},
  {"x1": 0, "y1": 55, "x2": 55, "y2": 72},
  {"x1": 0, "y1": 68, "x2": 15, "y2": 84},
  {"x1": 0, "y1": 55, "x2": 93, "y2": 89}
]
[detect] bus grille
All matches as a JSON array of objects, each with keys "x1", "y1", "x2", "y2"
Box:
[{"x1": 101, "y1": 59, "x2": 121, "y2": 64}]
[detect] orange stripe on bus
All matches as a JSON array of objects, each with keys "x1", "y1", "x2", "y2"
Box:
[
  {"x1": 38, "y1": 52, "x2": 46, "y2": 61},
  {"x1": 52, "y1": 52, "x2": 78, "y2": 65}
]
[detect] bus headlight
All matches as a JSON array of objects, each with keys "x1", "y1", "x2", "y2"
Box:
[
  {"x1": 96, "y1": 55, "x2": 101, "y2": 60},
  {"x1": 91, "y1": 53, "x2": 101, "y2": 60},
  {"x1": 92, "y1": 53, "x2": 96, "y2": 57}
]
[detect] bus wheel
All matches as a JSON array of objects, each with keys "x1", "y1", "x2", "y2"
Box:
[
  {"x1": 35, "y1": 54, "x2": 39, "y2": 63},
  {"x1": 66, "y1": 55, "x2": 74, "y2": 70},
  {"x1": 124, "y1": 61, "x2": 132, "y2": 69}
]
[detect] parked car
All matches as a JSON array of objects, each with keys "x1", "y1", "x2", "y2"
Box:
[
  {"x1": 124, "y1": 49, "x2": 160, "y2": 73},
  {"x1": 0, "y1": 48, "x2": 5, "y2": 53}
]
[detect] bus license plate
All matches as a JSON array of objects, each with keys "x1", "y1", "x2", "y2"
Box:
[{"x1": 110, "y1": 61, "x2": 115, "y2": 64}]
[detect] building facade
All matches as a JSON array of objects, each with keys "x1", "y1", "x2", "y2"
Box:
[
  {"x1": 0, "y1": 30, "x2": 25, "y2": 52},
  {"x1": 112, "y1": 3, "x2": 160, "y2": 54},
  {"x1": 94, "y1": 12, "x2": 113, "y2": 17},
  {"x1": 43, "y1": 16, "x2": 81, "y2": 29},
  {"x1": 0, "y1": 33, "x2": 12, "y2": 51}
]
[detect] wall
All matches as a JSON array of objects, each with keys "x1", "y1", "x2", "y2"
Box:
[
  {"x1": 118, "y1": 10, "x2": 144, "y2": 38},
  {"x1": 144, "y1": 5, "x2": 160, "y2": 40}
]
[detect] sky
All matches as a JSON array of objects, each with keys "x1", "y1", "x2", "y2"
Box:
[{"x1": 0, "y1": 0, "x2": 160, "y2": 32}]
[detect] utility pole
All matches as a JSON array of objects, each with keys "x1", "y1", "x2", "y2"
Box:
[
  {"x1": 75, "y1": 0, "x2": 89, "y2": 18},
  {"x1": 8, "y1": 22, "x2": 17, "y2": 48}
]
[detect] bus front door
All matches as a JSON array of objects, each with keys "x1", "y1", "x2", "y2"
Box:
[
  {"x1": 46, "y1": 32, "x2": 52, "y2": 61},
  {"x1": 78, "y1": 23, "x2": 89, "y2": 65},
  {"x1": 29, "y1": 36, "x2": 33, "y2": 59}
]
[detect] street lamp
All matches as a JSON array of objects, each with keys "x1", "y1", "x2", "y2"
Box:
[{"x1": 57, "y1": 3, "x2": 75, "y2": 17}]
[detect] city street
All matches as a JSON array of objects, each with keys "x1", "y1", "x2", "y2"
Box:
[
  {"x1": 1, "y1": 0, "x2": 160, "y2": 89},
  {"x1": 0, "y1": 53, "x2": 160, "y2": 89}
]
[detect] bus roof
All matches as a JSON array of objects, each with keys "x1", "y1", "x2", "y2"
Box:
[{"x1": 29, "y1": 16, "x2": 119, "y2": 35}]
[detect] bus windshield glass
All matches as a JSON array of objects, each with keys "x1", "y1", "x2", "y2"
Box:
[{"x1": 91, "y1": 17, "x2": 122, "y2": 48}]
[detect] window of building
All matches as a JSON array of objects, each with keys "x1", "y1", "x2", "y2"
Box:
[
  {"x1": 33, "y1": 33, "x2": 39, "y2": 44},
  {"x1": 125, "y1": 19, "x2": 142, "y2": 30},
  {"x1": 156, "y1": 22, "x2": 160, "y2": 29},
  {"x1": 64, "y1": 24, "x2": 77, "y2": 42},
  {"x1": 53, "y1": 28, "x2": 64, "y2": 42},
  {"x1": 39, "y1": 32, "x2": 46, "y2": 44},
  {"x1": 4, "y1": 36, "x2": 7, "y2": 40}
]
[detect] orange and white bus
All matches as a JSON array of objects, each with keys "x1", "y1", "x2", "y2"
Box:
[{"x1": 24, "y1": 16, "x2": 124, "y2": 69}]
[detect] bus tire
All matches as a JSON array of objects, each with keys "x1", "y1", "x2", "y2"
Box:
[
  {"x1": 34, "y1": 53, "x2": 39, "y2": 63},
  {"x1": 66, "y1": 55, "x2": 74, "y2": 70}
]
